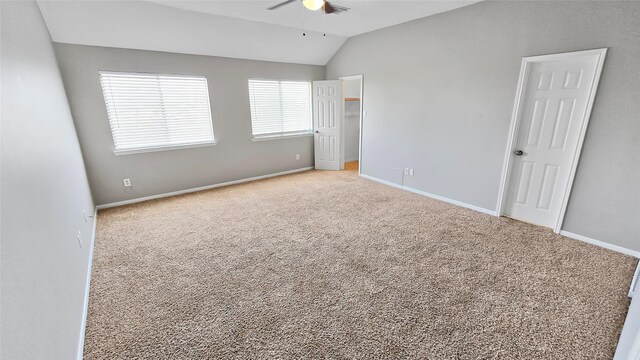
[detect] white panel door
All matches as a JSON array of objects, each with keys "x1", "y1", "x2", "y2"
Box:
[
  {"x1": 505, "y1": 52, "x2": 603, "y2": 228},
  {"x1": 313, "y1": 80, "x2": 342, "y2": 170}
]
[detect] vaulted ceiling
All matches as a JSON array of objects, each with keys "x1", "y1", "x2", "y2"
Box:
[{"x1": 38, "y1": 0, "x2": 480, "y2": 66}]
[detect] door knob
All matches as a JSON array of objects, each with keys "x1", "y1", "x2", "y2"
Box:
[
  {"x1": 315, "y1": 130, "x2": 319, "y2": 133},
  {"x1": 515, "y1": 150, "x2": 524, "y2": 156}
]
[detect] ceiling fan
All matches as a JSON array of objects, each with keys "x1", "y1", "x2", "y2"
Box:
[{"x1": 267, "y1": 0, "x2": 349, "y2": 14}]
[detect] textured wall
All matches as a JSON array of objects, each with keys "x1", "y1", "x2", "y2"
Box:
[
  {"x1": 326, "y1": 1, "x2": 640, "y2": 251},
  {"x1": 54, "y1": 44, "x2": 325, "y2": 205},
  {"x1": 1, "y1": 2, "x2": 96, "y2": 359}
]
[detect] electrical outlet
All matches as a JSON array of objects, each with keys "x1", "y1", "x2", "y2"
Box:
[
  {"x1": 77, "y1": 231, "x2": 83, "y2": 248},
  {"x1": 404, "y1": 168, "x2": 409, "y2": 175},
  {"x1": 123, "y1": 178, "x2": 131, "y2": 187},
  {"x1": 409, "y1": 169, "x2": 414, "y2": 176},
  {"x1": 295, "y1": 153, "x2": 300, "y2": 160}
]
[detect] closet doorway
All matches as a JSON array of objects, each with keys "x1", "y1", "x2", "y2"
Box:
[{"x1": 340, "y1": 75, "x2": 363, "y2": 174}]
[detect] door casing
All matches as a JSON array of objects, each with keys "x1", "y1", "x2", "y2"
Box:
[{"x1": 496, "y1": 48, "x2": 607, "y2": 233}]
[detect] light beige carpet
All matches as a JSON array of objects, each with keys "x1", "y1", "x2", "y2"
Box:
[{"x1": 85, "y1": 170, "x2": 636, "y2": 359}]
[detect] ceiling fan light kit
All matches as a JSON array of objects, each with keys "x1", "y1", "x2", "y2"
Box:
[
  {"x1": 267, "y1": 0, "x2": 349, "y2": 15},
  {"x1": 302, "y1": 0, "x2": 325, "y2": 11}
]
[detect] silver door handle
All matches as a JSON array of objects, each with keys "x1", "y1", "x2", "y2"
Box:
[
  {"x1": 315, "y1": 130, "x2": 319, "y2": 133},
  {"x1": 515, "y1": 150, "x2": 524, "y2": 156}
]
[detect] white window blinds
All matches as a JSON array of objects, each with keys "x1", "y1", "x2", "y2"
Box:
[
  {"x1": 248, "y1": 79, "x2": 313, "y2": 138},
  {"x1": 99, "y1": 71, "x2": 215, "y2": 154}
]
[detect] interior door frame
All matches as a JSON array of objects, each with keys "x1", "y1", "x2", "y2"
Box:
[
  {"x1": 338, "y1": 74, "x2": 364, "y2": 175},
  {"x1": 495, "y1": 48, "x2": 607, "y2": 233}
]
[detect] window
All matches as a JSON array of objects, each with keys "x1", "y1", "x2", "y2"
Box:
[
  {"x1": 99, "y1": 71, "x2": 215, "y2": 155},
  {"x1": 248, "y1": 79, "x2": 313, "y2": 139}
]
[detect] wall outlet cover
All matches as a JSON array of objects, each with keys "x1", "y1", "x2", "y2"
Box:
[{"x1": 123, "y1": 178, "x2": 131, "y2": 187}]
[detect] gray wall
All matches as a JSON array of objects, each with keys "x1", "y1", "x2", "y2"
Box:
[
  {"x1": 1, "y1": 1, "x2": 96, "y2": 359},
  {"x1": 54, "y1": 44, "x2": 325, "y2": 205},
  {"x1": 326, "y1": 1, "x2": 640, "y2": 252}
]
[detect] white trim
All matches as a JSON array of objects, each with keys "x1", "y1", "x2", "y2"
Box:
[
  {"x1": 339, "y1": 75, "x2": 364, "y2": 81},
  {"x1": 113, "y1": 141, "x2": 217, "y2": 156},
  {"x1": 99, "y1": 69, "x2": 208, "y2": 78},
  {"x1": 614, "y1": 285, "x2": 640, "y2": 360},
  {"x1": 496, "y1": 48, "x2": 608, "y2": 234},
  {"x1": 628, "y1": 262, "x2": 640, "y2": 298},
  {"x1": 360, "y1": 174, "x2": 497, "y2": 216},
  {"x1": 559, "y1": 231, "x2": 640, "y2": 259},
  {"x1": 77, "y1": 207, "x2": 98, "y2": 360},
  {"x1": 251, "y1": 132, "x2": 313, "y2": 142},
  {"x1": 496, "y1": 57, "x2": 529, "y2": 217},
  {"x1": 339, "y1": 74, "x2": 364, "y2": 176},
  {"x1": 96, "y1": 167, "x2": 314, "y2": 209},
  {"x1": 360, "y1": 173, "x2": 640, "y2": 259}
]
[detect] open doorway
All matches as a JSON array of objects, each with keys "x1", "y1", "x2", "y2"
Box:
[{"x1": 340, "y1": 75, "x2": 363, "y2": 173}]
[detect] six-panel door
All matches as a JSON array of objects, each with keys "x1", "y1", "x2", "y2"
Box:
[
  {"x1": 313, "y1": 80, "x2": 342, "y2": 170},
  {"x1": 505, "y1": 56, "x2": 599, "y2": 228}
]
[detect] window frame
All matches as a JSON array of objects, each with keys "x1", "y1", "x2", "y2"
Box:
[
  {"x1": 247, "y1": 78, "x2": 314, "y2": 141},
  {"x1": 99, "y1": 70, "x2": 217, "y2": 156}
]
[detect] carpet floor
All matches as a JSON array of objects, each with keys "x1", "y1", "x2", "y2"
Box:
[{"x1": 85, "y1": 169, "x2": 636, "y2": 359}]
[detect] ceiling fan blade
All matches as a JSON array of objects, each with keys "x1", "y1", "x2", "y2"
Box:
[
  {"x1": 267, "y1": 0, "x2": 297, "y2": 10},
  {"x1": 323, "y1": 1, "x2": 336, "y2": 14},
  {"x1": 323, "y1": 1, "x2": 349, "y2": 14}
]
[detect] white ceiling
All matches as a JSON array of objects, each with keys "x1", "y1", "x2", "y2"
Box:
[
  {"x1": 150, "y1": 0, "x2": 481, "y2": 37},
  {"x1": 38, "y1": 0, "x2": 346, "y2": 65},
  {"x1": 38, "y1": 0, "x2": 480, "y2": 65}
]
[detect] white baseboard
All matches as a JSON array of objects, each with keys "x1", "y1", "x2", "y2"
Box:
[
  {"x1": 359, "y1": 173, "x2": 497, "y2": 216},
  {"x1": 614, "y1": 281, "x2": 640, "y2": 360},
  {"x1": 97, "y1": 167, "x2": 314, "y2": 209},
  {"x1": 359, "y1": 174, "x2": 640, "y2": 260},
  {"x1": 629, "y1": 263, "x2": 640, "y2": 298},
  {"x1": 80, "y1": 167, "x2": 313, "y2": 358},
  {"x1": 77, "y1": 207, "x2": 97, "y2": 360},
  {"x1": 559, "y1": 231, "x2": 640, "y2": 259}
]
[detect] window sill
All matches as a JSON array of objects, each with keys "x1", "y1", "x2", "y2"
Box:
[
  {"x1": 113, "y1": 141, "x2": 217, "y2": 156},
  {"x1": 251, "y1": 133, "x2": 313, "y2": 142}
]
